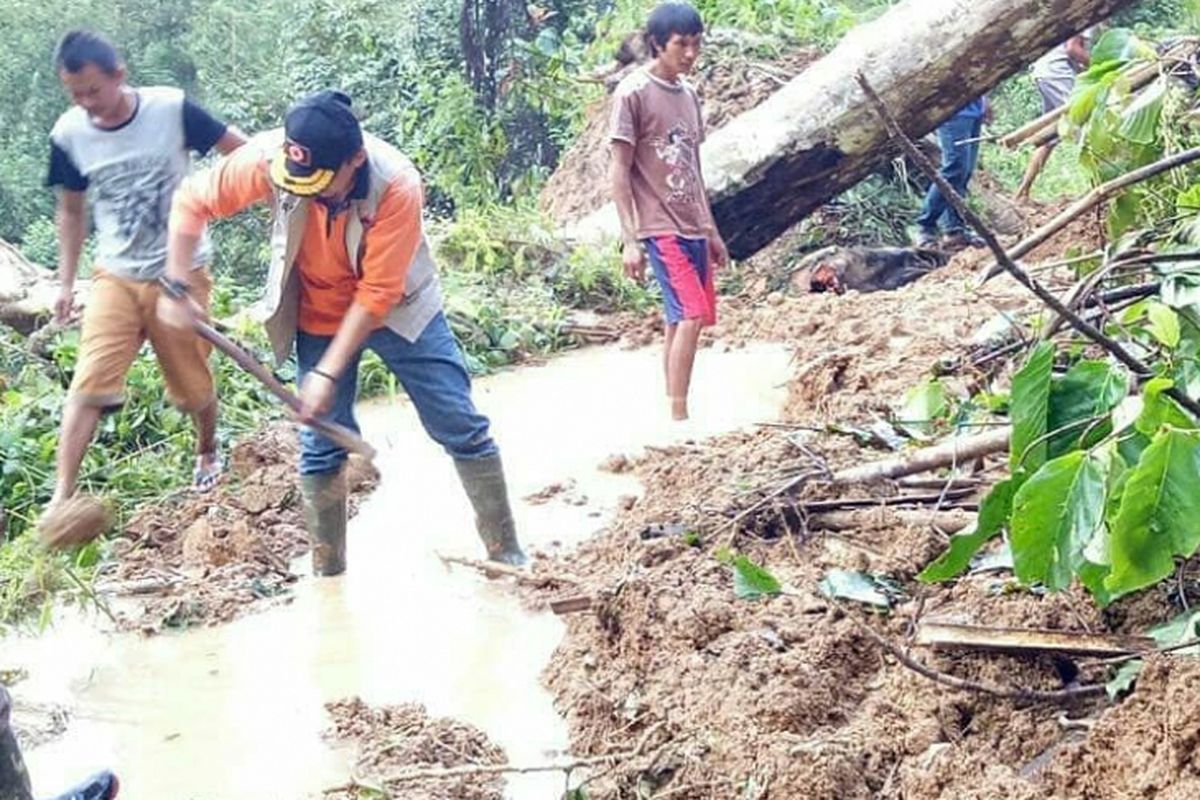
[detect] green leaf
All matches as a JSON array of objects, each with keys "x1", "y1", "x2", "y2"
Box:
[
  {"x1": 1010, "y1": 451, "x2": 1108, "y2": 591},
  {"x1": 731, "y1": 555, "x2": 782, "y2": 600},
  {"x1": 895, "y1": 379, "x2": 948, "y2": 439},
  {"x1": 1010, "y1": 343, "x2": 1055, "y2": 475},
  {"x1": 1068, "y1": 80, "x2": 1110, "y2": 126},
  {"x1": 1147, "y1": 302, "x2": 1182, "y2": 349},
  {"x1": 1106, "y1": 659, "x2": 1143, "y2": 700},
  {"x1": 1136, "y1": 378, "x2": 1194, "y2": 436},
  {"x1": 918, "y1": 479, "x2": 1016, "y2": 583},
  {"x1": 1118, "y1": 79, "x2": 1165, "y2": 145},
  {"x1": 1090, "y1": 28, "x2": 1140, "y2": 65},
  {"x1": 819, "y1": 569, "x2": 891, "y2": 608},
  {"x1": 1161, "y1": 273, "x2": 1200, "y2": 312},
  {"x1": 1179, "y1": 185, "x2": 1200, "y2": 213},
  {"x1": 1106, "y1": 430, "x2": 1200, "y2": 597},
  {"x1": 1046, "y1": 360, "x2": 1128, "y2": 457},
  {"x1": 1079, "y1": 560, "x2": 1114, "y2": 606},
  {"x1": 1109, "y1": 191, "x2": 1142, "y2": 238},
  {"x1": 1148, "y1": 609, "x2": 1200, "y2": 651}
]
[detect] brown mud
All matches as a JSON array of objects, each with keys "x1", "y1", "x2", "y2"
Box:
[
  {"x1": 324, "y1": 697, "x2": 507, "y2": 800},
  {"x1": 102, "y1": 423, "x2": 378, "y2": 633},
  {"x1": 538, "y1": 232, "x2": 1191, "y2": 798}
]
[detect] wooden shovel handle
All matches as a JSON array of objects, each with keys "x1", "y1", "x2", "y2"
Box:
[{"x1": 193, "y1": 320, "x2": 377, "y2": 460}]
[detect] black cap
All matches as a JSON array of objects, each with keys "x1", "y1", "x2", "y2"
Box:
[{"x1": 270, "y1": 90, "x2": 363, "y2": 196}]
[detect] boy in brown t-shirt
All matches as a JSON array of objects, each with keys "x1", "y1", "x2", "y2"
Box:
[{"x1": 610, "y1": 1, "x2": 727, "y2": 421}]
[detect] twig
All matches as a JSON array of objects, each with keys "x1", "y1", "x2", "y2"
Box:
[
  {"x1": 436, "y1": 553, "x2": 579, "y2": 587},
  {"x1": 841, "y1": 603, "x2": 1106, "y2": 703},
  {"x1": 339, "y1": 722, "x2": 665, "y2": 789},
  {"x1": 1079, "y1": 636, "x2": 1200, "y2": 668},
  {"x1": 800, "y1": 490, "x2": 975, "y2": 512},
  {"x1": 856, "y1": 72, "x2": 1200, "y2": 421}
]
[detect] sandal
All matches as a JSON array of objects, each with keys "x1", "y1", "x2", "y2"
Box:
[{"x1": 193, "y1": 453, "x2": 223, "y2": 493}]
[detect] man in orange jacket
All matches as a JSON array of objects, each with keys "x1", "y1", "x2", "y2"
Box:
[{"x1": 159, "y1": 90, "x2": 526, "y2": 573}]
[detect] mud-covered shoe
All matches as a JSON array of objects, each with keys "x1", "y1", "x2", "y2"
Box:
[
  {"x1": 454, "y1": 454, "x2": 528, "y2": 567},
  {"x1": 914, "y1": 228, "x2": 940, "y2": 248},
  {"x1": 942, "y1": 230, "x2": 987, "y2": 251},
  {"x1": 300, "y1": 468, "x2": 348, "y2": 577}
]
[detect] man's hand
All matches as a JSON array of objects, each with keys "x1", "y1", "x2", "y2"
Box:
[
  {"x1": 622, "y1": 239, "x2": 646, "y2": 283},
  {"x1": 156, "y1": 294, "x2": 201, "y2": 331},
  {"x1": 297, "y1": 371, "x2": 338, "y2": 423},
  {"x1": 709, "y1": 233, "x2": 729, "y2": 268},
  {"x1": 54, "y1": 282, "x2": 75, "y2": 324}
]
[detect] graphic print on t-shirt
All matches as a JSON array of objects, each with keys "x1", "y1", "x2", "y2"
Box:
[
  {"x1": 652, "y1": 121, "x2": 701, "y2": 207},
  {"x1": 89, "y1": 155, "x2": 176, "y2": 253}
]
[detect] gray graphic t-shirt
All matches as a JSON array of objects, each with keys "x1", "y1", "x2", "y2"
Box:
[{"x1": 47, "y1": 87, "x2": 227, "y2": 281}]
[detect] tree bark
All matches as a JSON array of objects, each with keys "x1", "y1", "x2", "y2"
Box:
[
  {"x1": 0, "y1": 240, "x2": 59, "y2": 336},
  {"x1": 564, "y1": 0, "x2": 1136, "y2": 260}
]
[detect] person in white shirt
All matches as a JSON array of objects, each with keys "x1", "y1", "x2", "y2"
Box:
[{"x1": 1016, "y1": 29, "x2": 1094, "y2": 201}]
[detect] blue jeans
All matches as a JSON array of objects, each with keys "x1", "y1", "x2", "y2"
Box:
[
  {"x1": 295, "y1": 312, "x2": 497, "y2": 476},
  {"x1": 916, "y1": 114, "x2": 983, "y2": 235}
]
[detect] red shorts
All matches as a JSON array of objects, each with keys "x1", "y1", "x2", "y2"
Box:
[{"x1": 644, "y1": 235, "x2": 716, "y2": 326}]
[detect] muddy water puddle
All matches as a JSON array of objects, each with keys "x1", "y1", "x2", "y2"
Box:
[{"x1": 8, "y1": 342, "x2": 790, "y2": 799}]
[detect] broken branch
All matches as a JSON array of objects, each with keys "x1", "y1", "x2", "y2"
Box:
[
  {"x1": 829, "y1": 427, "x2": 1009, "y2": 485},
  {"x1": 436, "y1": 553, "x2": 580, "y2": 587},
  {"x1": 842, "y1": 605, "x2": 1106, "y2": 703},
  {"x1": 989, "y1": 146, "x2": 1200, "y2": 277}
]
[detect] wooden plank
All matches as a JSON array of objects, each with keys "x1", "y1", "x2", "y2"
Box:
[
  {"x1": 916, "y1": 621, "x2": 1155, "y2": 657},
  {"x1": 550, "y1": 595, "x2": 594, "y2": 615}
]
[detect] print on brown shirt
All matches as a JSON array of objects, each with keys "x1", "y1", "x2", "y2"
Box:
[{"x1": 610, "y1": 67, "x2": 710, "y2": 240}]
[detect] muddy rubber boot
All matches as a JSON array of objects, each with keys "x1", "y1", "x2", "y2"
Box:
[
  {"x1": 454, "y1": 454, "x2": 528, "y2": 566},
  {"x1": 300, "y1": 468, "x2": 348, "y2": 577},
  {"x1": 0, "y1": 688, "x2": 32, "y2": 800}
]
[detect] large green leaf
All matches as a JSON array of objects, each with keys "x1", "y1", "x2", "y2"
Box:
[
  {"x1": 1107, "y1": 430, "x2": 1200, "y2": 597},
  {"x1": 1089, "y1": 28, "x2": 1139, "y2": 66},
  {"x1": 1010, "y1": 343, "x2": 1055, "y2": 475},
  {"x1": 1136, "y1": 378, "x2": 1195, "y2": 436},
  {"x1": 1118, "y1": 79, "x2": 1165, "y2": 145},
  {"x1": 1147, "y1": 302, "x2": 1182, "y2": 349},
  {"x1": 1010, "y1": 451, "x2": 1108, "y2": 590},
  {"x1": 918, "y1": 479, "x2": 1016, "y2": 583},
  {"x1": 1046, "y1": 361, "x2": 1128, "y2": 458}
]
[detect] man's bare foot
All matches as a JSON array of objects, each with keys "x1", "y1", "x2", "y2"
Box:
[{"x1": 670, "y1": 397, "x2": 689, "y2": 421}]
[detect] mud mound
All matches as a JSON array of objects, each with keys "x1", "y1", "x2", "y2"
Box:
[
  {"x1": 541, "y1": 423, "x2": 1185, "y2": 798},
  {"x1": 540, "y1": 42, "x2": 819, "y2": 224},
  {"x1": 104, "y1": 424, "x2": 378, "y2": 633},
  {"x1": 1043, "y1": 656, "x2": 1200, "y2": 798},
  {"x1": 541, "y1": 199, "x2": 1174, "y2": 796},
  {"x1": 323, "y1": 697, "x2": 506, "y2": 800},
  {"x1": 708, "y1": 250, "x2": 1028, "y2": 423}
]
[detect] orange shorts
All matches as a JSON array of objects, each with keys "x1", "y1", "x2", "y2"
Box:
[{"x1": 69, "y1": 268, "x2": 215, "y2": 412}]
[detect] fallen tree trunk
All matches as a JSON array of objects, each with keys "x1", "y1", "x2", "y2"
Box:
[
  {"x1": 0, "y1": 240, "x2": 61, "y2": 336},
  {"x1": 563, "y1": 0, "x2": 1135, "y2": 260}
]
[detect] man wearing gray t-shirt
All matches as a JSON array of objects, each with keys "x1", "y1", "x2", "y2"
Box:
[
  {"x1": 1016, "y1": 29, "x2": 1094, "y2": 200},
  {"x1": 43, "y1": 30, "x2": 244, "y2": 512}
]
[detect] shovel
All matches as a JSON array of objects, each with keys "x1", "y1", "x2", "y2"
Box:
[{"x1": 193, "y1": 320, "x2": 377, "y2": 460}]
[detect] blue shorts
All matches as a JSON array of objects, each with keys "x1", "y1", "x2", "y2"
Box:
[{"x1": 643, "y1": 235, "x2": 716, "y2": 326}]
